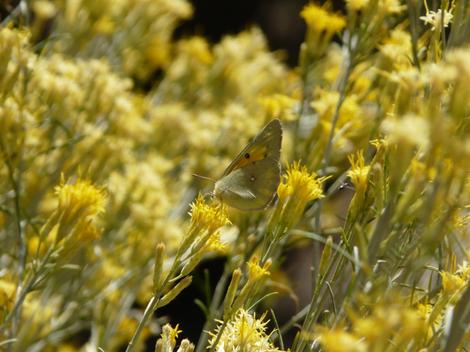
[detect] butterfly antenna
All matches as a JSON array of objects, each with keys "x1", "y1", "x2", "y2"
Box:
[{"x1": 192, "y1": 173, "x2": 216, "y2": 184}]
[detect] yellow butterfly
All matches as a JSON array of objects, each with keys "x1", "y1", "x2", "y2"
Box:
[{"x1": 213, "y1": 119, "x2": 282, "y2": 211}]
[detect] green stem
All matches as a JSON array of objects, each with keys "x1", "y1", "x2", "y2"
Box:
[
  {"x1": 208, "y1": 321, "x2": 227, "y2": 352},
  {"x1": 1, "y1": 248, "x2": 54, "y2": 333},
  {"x1": 125, "y1": 295, "x2": 159, "y2": 352},
  {"x1": 195, "y1": 265, "x2": 231, "y2": 352},
  {"x1": 314, "y1": 49, "x2": 354, "y2": 235},
  {"x1": 125, "y1": 241, "x2": 185, "y2": 352}
]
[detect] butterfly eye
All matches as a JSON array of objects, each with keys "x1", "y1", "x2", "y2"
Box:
[{"x1": 244, "y1": 153, "x2": 250, "y2": 159}]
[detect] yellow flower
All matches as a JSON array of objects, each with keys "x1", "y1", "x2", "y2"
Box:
[
  {"x1": 379, "y1": 29, "x2": 412, "y2": 66},
  {"x1": 352, "y1": 304, "x2": 427, "y2": 346},
  {"x1": 347, "y1": 151, "x2": 370, "y2": 192},
  {"x1": 157, "y1": 324, "x2": 182, "y2": 350},
  {"x1": 416, "y1": 303, "x2": 439, "y2": 340},
  {"x1": 208, "y1": 309, "x2": 285, "y2": 352},
  {"x1": 346, "y1": 0, "x2": 369, "y2": 11},
  {"x1": 177, "y1": 36, "x2": 213, "y2": 65},
  {"x1": 0, "y1": 278, "x2": 16, "y2": 319},
  {"x1": 32, "y1": 1, "x2": 57, "y2": 20},
  {"x1": 50, "y1": 176, "x2": 106, "y2": 244},
  {"x1": 259, "y1": 94, "x2": 297, "y2": 121},
  {"x1": 189, "y1": 194, "x2": 230, "y2": 234},
  {"x1": 92, "y1": 16, "x2": 115, "y2": 34},
  {"x1": 275, "y1": 162, "x2": 328, "y2": 229},
  {"x1": 301, "y1": 3, "x2": 346, "y2": 34},
  {"x1": 276, "y1": 182, "x2": 291, "y2": 203},
  {"x1": 378, "y1": 0, "x2": 404, "y2": 14},
  {"x1": 381, "y1": 114, "x2": 430, "y2": 151},
  {"x1": 281, "y1": 162, "x2": 327, "y2": 204},
  {"x1": 311, "y1": 88, "x2": 365, "y2": 138},
  {"x1": 316, "y1": 326, "x2": 367, "y2": 352},
  {"x1": 247, "y1": 256, "x2": 271, "y2": 282},
  {"x1": 441, "y1": 271, "x2": 466, "y2": 296},
  {"x1": 399, "y1": 308, "x2": 426, "y2": 340},
  {"x1": 55, "y1": 176, "x2": 106, "y2": 218},
  {"x1": 206, "y1": 232, "x2": 228, "y2": 254}
]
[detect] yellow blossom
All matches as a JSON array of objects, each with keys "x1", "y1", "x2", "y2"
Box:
[
  {"x1": 189, "y1": 194, "x2": 230, "y2": 234},
  {"x1": 0, "y1": 278, "x2": 16, "y2": 319},
  {"x1": 247, "y1": 256, "x2": 271, "y2": 282},
  {"x1": 301, "y1": 3, "x2": 346, "y2": 34},
  {"x1": 346, "y1": 0, "x2": 369, "y2": 11},
  {"x1": 379, "y1": 29, "x2": 412, "y2": 66},
  {"x1": 280, "y1": 162, "x2": 327, "y2": 204},
  {"x1": 399, "y1": 308, "x2": 426, "y2": 340},
  {"x1": 32, "y1": 1, "x2": 57, "y2": 20},
  {"x1": 276, "y1": 182, "x2": 291, "y2": 203},
  {"x1": 158, "y1": 324, "x2": 182, "y2": 349},
  {"x1": 177, "y1": 36, "x2": 213, "y2": 65},
  {"x1": 92, "y1": 16, "x2": 115, "y2": 34},
  {"x1": 208, "y1": 309, "x2": 285, "y2": 352},
  {"x1": 274, "y1": 162, "x2": 328, "y2": 230},
  {"x1": 55, "y1": 176, "x2": 106, "y2": 218},
  {"x1": 316, "y1": 326, "x2": 367, "y2": 352},
  {"x1": 311, "y1": 88, "x2": 365, "y2": 138},
  {"x1": 441, "y1": 271, "x2": 466, "y2": 296},
  {"x1": 446, "y1": 47, "x2": 470, "y2": 81},
  {"x1": 378, "y1": 0, "x2": 404, "y2": 14},
  {"x1": 260, "y1": 94, "x2": 297, "y2": 121},
  {"x1": 416, "y1": 303, "x2": 439, "y2": 340},
  {"x1": 347, "y1": 151, "x2": 370, "y2": 192},
  {"x1": 381, "y1": 114, "x2": 430, "y2": 151},
  {"x1": 206, "y1": 232, "x2": 228, "y2": 254}
]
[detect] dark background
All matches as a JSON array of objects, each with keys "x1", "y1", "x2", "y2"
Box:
[{"x1": 175, "y1": 0, "x2": 309, "y2": 67}]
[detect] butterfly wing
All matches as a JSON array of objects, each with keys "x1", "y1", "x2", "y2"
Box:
[
  {"x1": 214, "y1": 156, "x2": 281, "y2": 210},
  {"x1": 222, "y1": 119, "x2": 282, "y2": 177}
]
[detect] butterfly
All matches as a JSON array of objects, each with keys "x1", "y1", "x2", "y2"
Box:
[{"x1": 212, "y1": 119, "x2": 282, "y2": 211}]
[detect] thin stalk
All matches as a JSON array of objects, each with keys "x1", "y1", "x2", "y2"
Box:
[
  {"x1": 208, "y1": 321, "x2": 227, "y2": 352},
  {"x1": 125, "y1": 244, "x2": 185, "y2": 352},
  {"x1": 407, "y1": 0, "x2": 422, "y2": 70},
  {"x1": 197, "y1": 231, "x2": 270, "y2": 351},
  {"x1": 314, "y1": 49, "x2": 354, "y2": 235},
  {"x1": 125, "y1": 295, "x2": 159, "y2": 352},
  {"x1": 320, "y1": 57, "x2": 353, "y2": 177},
  {"x1": 293, "y1": 52, "x2": 311, "y2": 161},
  {"x1": 2, "y1": 247, "x2": 54, "y2": 331},
  {"x1": 195, "y1": 265, "x2": 231, "y2": 352},
  {"x1": 291, "y1": 244, "x2": 345, "y2": 352}
]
